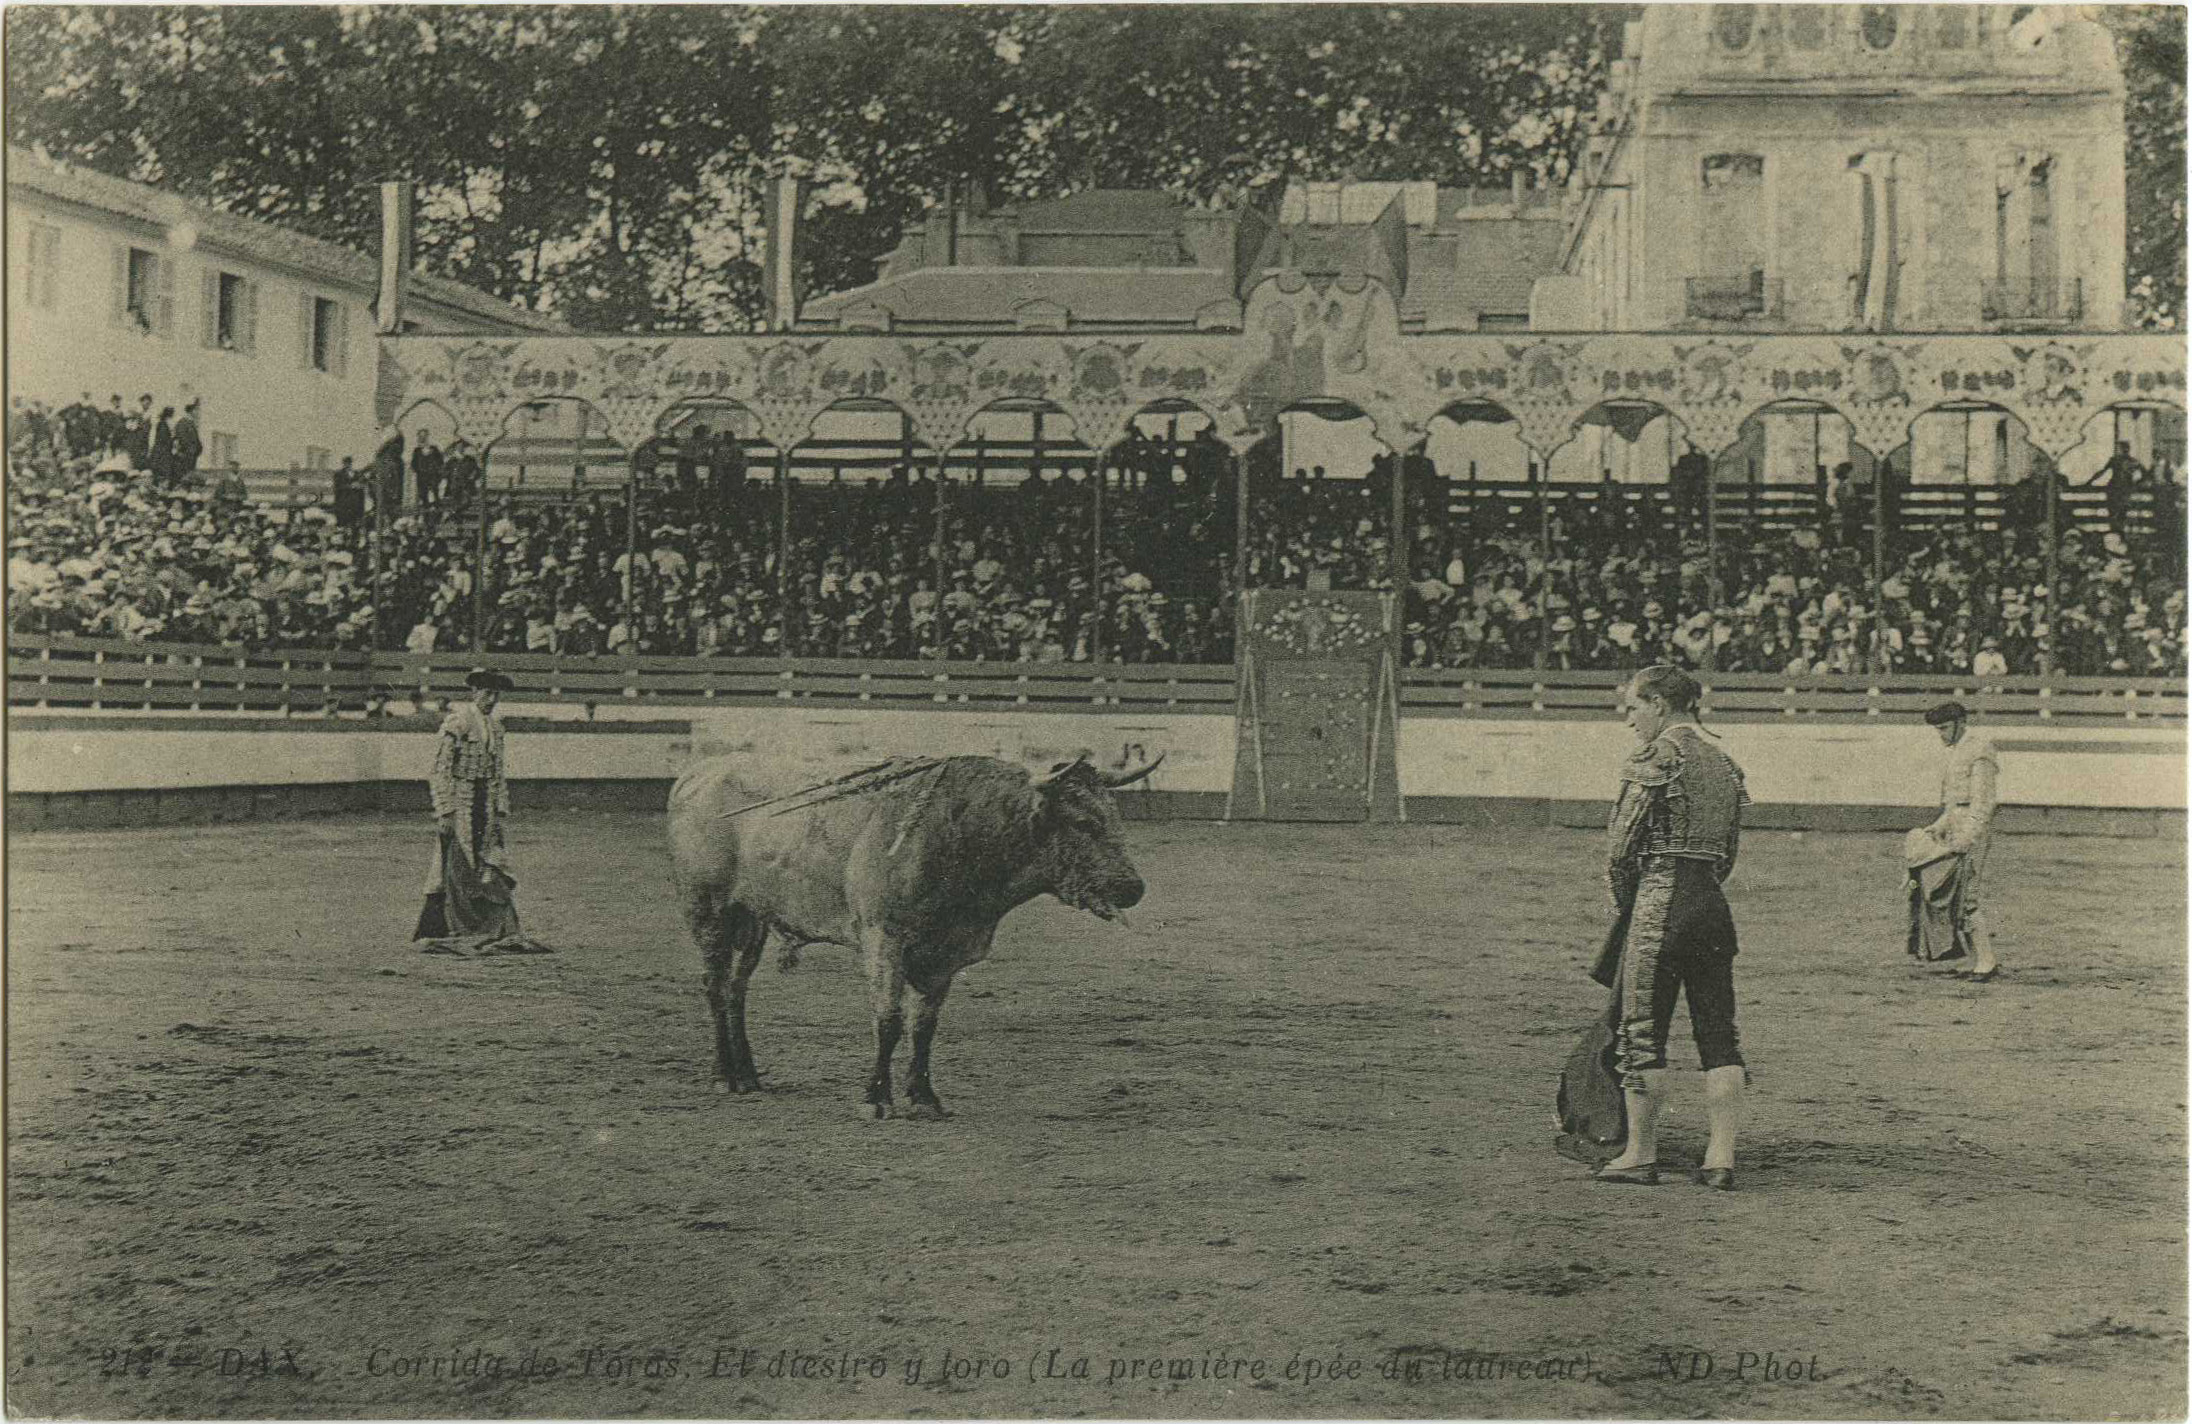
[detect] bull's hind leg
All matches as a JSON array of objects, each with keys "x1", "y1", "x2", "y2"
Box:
[
  {"x1": 693, "y1": 898, "x2": 768, "y2": 1094},
  {"x1": 860, "y1": 929, "x2": 906, "y2": 1119},
  {"x1": 903, "y1": 975, "x2": 954, "y2": 1120}
]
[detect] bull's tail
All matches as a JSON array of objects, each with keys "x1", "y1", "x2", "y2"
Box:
[{"x1": 776, "y1": 937, "x2": 804, "y2": 973}]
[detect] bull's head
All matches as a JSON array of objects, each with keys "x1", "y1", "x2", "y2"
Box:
[{"x1": 1030, "y1": 753, "x2": 1161, "y2": 921}]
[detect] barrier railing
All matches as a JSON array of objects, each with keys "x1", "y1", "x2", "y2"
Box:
[
  {"x1": 1397, "y1": 667, "x2": 2187, "y2": 724},
  {"x1": 8, "y1": 635, "x2": 2183, "y2": 724},
  {"x1": 5, "y1": 636, "x2": 1238, "y2": 716}
]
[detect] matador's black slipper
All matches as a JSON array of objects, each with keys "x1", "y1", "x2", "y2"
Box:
[{"x1": 1593, "y1": 1162, "x2": 1661, "y2": 1186}]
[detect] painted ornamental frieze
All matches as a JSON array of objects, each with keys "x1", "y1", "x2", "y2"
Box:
[{"x1": 379, "y1": 279, "x2": 2186, "y2": 460}]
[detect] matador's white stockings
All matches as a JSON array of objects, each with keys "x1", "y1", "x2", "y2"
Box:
[
  {"x1": 1610, "y1": 1067, "x2": 1742, "y2": 1174},
  {"x1": 1608, "y1": 1069, "x2": 1669, "y2": 1171},
  {"x1": 1703, "y1": 1064, "x2": 1744, "y2": 1172},
  {"x1": 1967, "y1": 909, "x2": 2000, "y2": 976}
]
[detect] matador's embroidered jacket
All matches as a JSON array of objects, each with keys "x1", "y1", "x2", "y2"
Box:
[
  {"x1": 1925, "y1": 732, "x2": 1999, "y2": 855},
  {"x1": 429, "y1": 701, "x2": 509, "y2": 857},
  {"x1": 1606, "y1": 724, "x2": 1749, "y2": 910}
]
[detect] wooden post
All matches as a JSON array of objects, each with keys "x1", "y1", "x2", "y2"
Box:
[
  {"x1": 1873, "y1": 446, "x2": 1889, "y2": 617},
  {"x1": 1091, "y1": 453, "x2": 1106, "y2": 664},
  {"x1": 1234, "y1": 444, "x2": 1251, "y2": 609},
  {"x1": 623, "y1": 442, "x2": 639, "y2": 646},
  {"x1": 1534, "y1": 455, "x2": 1551, "y2": 670},
  {"x1": 1392, "y1": 441, "x2": 1413, "y2": 677},
  {"x1": 776, "y1": 446, "x2": 792, "y2": 651},
  {"x1": 1464, "y1": 458, "x2": 1477, "y2": 577},
  {"x1": 1390, "y1": 442, "x2": 1409, "y2": 594},
  {"x1": 1702, "y1": 439, "x2": 1720, "y2": 675},
  {"x1": 472, "y1": 453, "x2": 488, "y2": 653},
  {"x1": 2042, "y1": 452, "x2": 2060, "y2": 676},
  {"x1": 1702, "y1": 437, "x2": 1719, "y2": 610},
  {"x1": 369, "y1": 465, "x2": 385, "y2": 657},
  {"x1": 933, "y1": 451, "x2": 948, "y2": 627}
]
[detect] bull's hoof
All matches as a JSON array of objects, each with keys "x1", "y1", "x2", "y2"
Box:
[
  {"x1": 716, "y1": 1075, "x2": 764, "y2": 1096},
  {"x1": 862, "y1": 1099, "x2": 893, "y2": 1121},
  {"x1": 903, "y1": 1100, "x2": 949, "y2": 1121}
]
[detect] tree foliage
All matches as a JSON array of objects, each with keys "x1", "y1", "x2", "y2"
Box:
[
  {"x1": 5, "y1": 4, "x2": 2180, "y2": 332},
  {"x1": 2099, "y1": 5, "x2": 2186, "y2": 330}
]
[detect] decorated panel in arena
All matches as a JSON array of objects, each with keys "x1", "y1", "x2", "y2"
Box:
[{"x1": 1228, "y1": 590, "x2": 1403, "y2": 823}]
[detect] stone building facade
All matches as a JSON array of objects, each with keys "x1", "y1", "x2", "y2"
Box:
[{"x1": 1541, "y1": 4, "x2": 2127, "y2": 335}]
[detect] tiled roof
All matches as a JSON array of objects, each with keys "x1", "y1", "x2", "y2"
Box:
[
  {"x1": 800, "y1": 266, "x2": 1235, "y2": 330},
  {"x1": 1433, "y1": 187, "x2": 1563, "y2": 226},
  {"x1": 1000, "y1": 189, "x2": 1196, "y2": 233},
  {"x1": 1404, "y1": 220, "x2": 1565, "y2": 326},
  {"x1": 7, "y1": 147, "x2": 566, "y2": 334}
]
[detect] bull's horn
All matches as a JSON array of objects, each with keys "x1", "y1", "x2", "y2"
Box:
[
  {"x1": 1099, "y1": 751, "x2": 1166, "y2": 788},
  {"x1": 1033, "y1": 754, "x2": 1091, "y2": 789}
]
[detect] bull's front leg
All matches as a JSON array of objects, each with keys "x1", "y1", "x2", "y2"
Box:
[
  {"x1": 904, "y1": 975, "x2": 954, "y2": 1120},
  {"x1": 862, "y1": 931, "x2": 906, "y2": 1119}
]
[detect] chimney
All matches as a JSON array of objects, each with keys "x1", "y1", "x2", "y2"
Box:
[
  {"x1": 763, "y1": 175, "x2": 807, "y2": 331},
  {"x1": 376, "y1": 181, "x2": 415, "y2": 335}
]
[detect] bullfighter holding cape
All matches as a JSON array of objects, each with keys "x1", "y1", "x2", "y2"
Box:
[
  {"x1": 1905, "y1": 700, "x2": 2002, "y2": 980},
  {"x1": 1559, "y1": 666, "x2": 1749, "y2": 1190},
  {"x1": 414, "y1": 669, "x2": 543, "y2": 953}
]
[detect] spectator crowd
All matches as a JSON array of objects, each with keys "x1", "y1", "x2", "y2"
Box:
[{"x1": 8, "y1": 400, "x2": 2184, "y2": 680}]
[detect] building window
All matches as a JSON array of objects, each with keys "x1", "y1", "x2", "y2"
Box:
[
  {"x1": 115, "y1": 244, "x2": 170, "y2": 335},
  {"x1": 26, "y1": 223, "x2": 61, "y2": 309},
  {"x1": 1860, "y1": 5, "x2": 1899, "y2": 50},
  {"x1": 204, "y1": 270, "x2": 258, "y2": 354},
  {"x1": 209, "y1": 432, "x2": 239, "y2": 469},
  {"x1": 305, "y1": 295, "x2": 347, "y2": 375},
  {"x1": 1712, "y1": 4, "x2": 1757, "y2": 51},
  {"x1": 1786, "y1": 5, "x2": 1828, "y2": 50},
  {"x1": 1691, "y1": 154, "x2": 1771, "y2": 319},
  {"x1": 312, "y1": 297, "x2": 336, "y2": 370},
  {"x1": 1988, "y1": 152, "x2": 2069, "y2": 320},
  {"x1": 1699, "y1": 154, "x2": 1767, "y2": 276},
  {"x1": 303, "y1": 446, "x2": 332, "y2": 470},
  {"x1": 128, "y1": 248, "x2": 158, "y2": 328},
  {"x1": 1934, "y1": 7, "x2": 1971, "y2": 48}
]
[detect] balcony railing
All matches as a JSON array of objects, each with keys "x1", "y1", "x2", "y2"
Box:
[
  {"x1": 1981, "y1": 277, "x2": 2084, "y2": 325},
  {"x1": 1685, "y1": 272, "x2": 1782, "y2": 322}
]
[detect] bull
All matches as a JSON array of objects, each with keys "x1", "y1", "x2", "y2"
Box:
[{"x1": 666, "y1": 751, "x2": 1158, "y2": 1118}]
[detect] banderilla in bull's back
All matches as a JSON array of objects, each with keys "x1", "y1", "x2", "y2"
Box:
[
  {"x1": 710, "y1": 756, "x2": 947, "y2": 823},
  {"x1": 667, "y1": 750, "x2": 1162, "y2": 1119}
]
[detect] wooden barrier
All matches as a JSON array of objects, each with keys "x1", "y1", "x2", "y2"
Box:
[
  {"x1": 1391, "y1": 667, "x2": 2185, "y2": 724},
  {"x1": 9, "y1": 635, "x2": 2182, "y2": 724}
]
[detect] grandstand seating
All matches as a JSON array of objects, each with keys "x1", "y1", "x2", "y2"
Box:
[{"x1": 7, "y1": 415, "x2": 2185, "y2": 681}]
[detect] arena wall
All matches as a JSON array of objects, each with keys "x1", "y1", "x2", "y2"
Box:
[{"x1": 9, "y1": 704, "x2": 2181, "y2": 837}]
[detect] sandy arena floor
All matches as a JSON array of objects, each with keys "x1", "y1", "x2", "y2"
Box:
[{"x1": 5, "y1": 811, "x2": 2185, "y2": 1420}]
